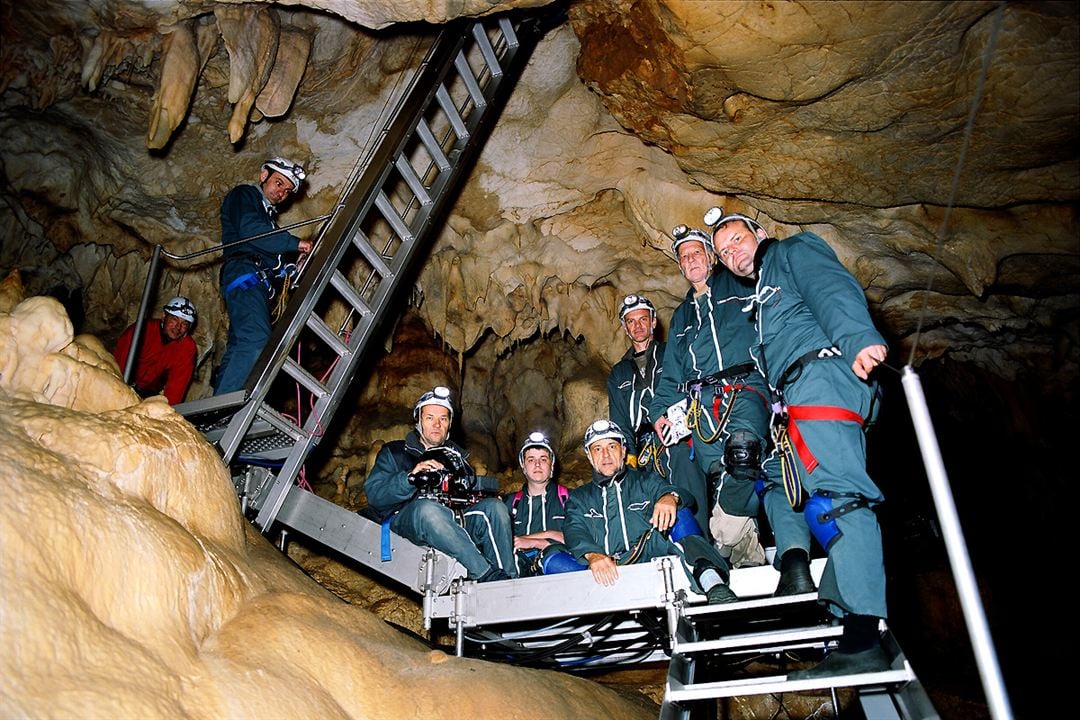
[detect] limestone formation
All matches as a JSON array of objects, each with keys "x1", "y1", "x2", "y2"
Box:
[{"x1": 0, "y1": 278, "x2": 654, "y2": 719}]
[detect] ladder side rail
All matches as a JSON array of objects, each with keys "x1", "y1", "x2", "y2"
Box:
[
  {"x1": 251, "y1": 17, "x2": 545, "y2": 530},
  {"x1": 216, "y1": 25, "x2": 473, "y2": 463},
  {"x1": 274, "y1": 485, "x2": 464, "y2": 595}
]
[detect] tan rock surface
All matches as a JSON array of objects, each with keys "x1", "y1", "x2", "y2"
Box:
[{"x1": 0, "y1": 289, "x2": 655, "y2": 719}]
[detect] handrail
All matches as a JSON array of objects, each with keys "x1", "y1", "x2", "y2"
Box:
[{"x1": 120, "y1": 212, "x2": 333, "y2": 392}]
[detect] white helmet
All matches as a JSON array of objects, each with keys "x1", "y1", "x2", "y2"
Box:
[
  {"x1": 703, "y1": 206, "x2": 766, "y2": 237},
  {"x1": 619, "y1": 294, "x2": 656, "y2": 323},
  {"x1": 262, "y1": 157, "x2": 307, "y2": 192},
  {"x1": 583, "y1": 419, "x2": 627, "y2": 451},
  {"x1": 671, "y1": 225, "x2": 715, "y2": 261},
  {"x1": 413, "y1": 386, "x2": 454, "y2": 424},
  {"x1": 518, "y1": 430, "x2": 556, "y2": 468},
  {"x1": 163, "y1": 296, "x2": 196, "y2": 324}
]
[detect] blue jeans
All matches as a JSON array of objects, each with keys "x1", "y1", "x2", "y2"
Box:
[
  {"x1": 215, "y1": 280, "x2": 271, "y2": 395},
  {"x1": 391, "y1": 497, "x2": 515, "y2": 578}
]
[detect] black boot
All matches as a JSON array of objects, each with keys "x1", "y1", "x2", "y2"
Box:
[
  {"x1": 787, "y1": 645, "x2": 890, "y2": 680},
  {"x1": 774, "y1": 549, "x2": 816, "y2": 596},
  {"x1": 475, "y1": 566, "x2": 510, "y2": 583},
  {"x1": 706, "y1": 583, "x2": 739, "y2": 604}
]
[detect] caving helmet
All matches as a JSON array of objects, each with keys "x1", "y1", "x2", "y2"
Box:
[
  {"x1": 670, "y1": 225, "x2": 715, "y2": 262},
  {"x1": 162, "y1": 296, "x2": 196, "y2": 324},
  {"x1": 518, "y1": 430, "x2": 556, "y2": 469},
  {"x1": 703, "y1": 206, "x2": 766, "y2": 238},
  {"x1": 583, "y1": 419, "x2": 627, "y2": 451},
  {"x1": 413, "y1": 385, "x2": 454, "y2": 425},
  {"x1": 619, "y1": 294, "x2": 656, "y2": 323},
  {"x1": 262, "y1": 157, "x2": 307, "y2": 192}
]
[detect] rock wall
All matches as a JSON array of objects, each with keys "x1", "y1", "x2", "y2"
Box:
[{"x1": 0, "y1": 273, "x2": 654, "y2": 719}]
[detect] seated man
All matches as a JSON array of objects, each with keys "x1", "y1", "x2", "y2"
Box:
[
  {"x1": 505, "y1": 431, "x2": 570, "y2": 577},
  {"x1": 364, "y1": 386, "x2": 514, "y2": 582},
  {"x1": 563, "y1": 419, "x2": 738, "y2": 604},
  {"x1": 112, "y1": 296, "x2": 198, "y2": 405}
]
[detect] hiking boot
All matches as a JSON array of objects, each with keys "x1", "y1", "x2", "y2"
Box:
[
  {"x1": 787, "y1": 646, "x2": 890, "y2": 680},
  {"x1": 475, "y1": 567, "x2": 510, "y2": 583},
  {"x1": 706, "y1": 583, "x2": 739, "y2": 604},
  {"x1": 773, "y1": 554, "x2": 816, "y2": 596}
]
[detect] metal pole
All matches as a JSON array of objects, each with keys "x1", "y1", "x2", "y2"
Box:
[
  {"x1": 123, "y1": 244, "x2": 162, "y2": 385},
  {"x1": 901, "y1": 366, "x2": 1013, "y2": 720}
]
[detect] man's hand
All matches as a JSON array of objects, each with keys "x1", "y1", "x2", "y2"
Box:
[
  {"x1": 653, "y1": 417, "x2": 674, "y2": 445},
  {"x1": 651, "y1": 493, "x2": 678, "y2": 531},
  {"x1": 585, "y1": 552, "x2": 619, "y2": 586},
  {"x1": 513, "y1": 536, "x2": 548, "y2": 551},
  {"x1": 411, "y1": 459, "x2": 445, "y2": 474},
  {"x1": 298, "y1": 239, "x2": 313, "y2": 253},
  {"x1": 852, "y1": 344, "x2": 887, "y2": 380}
]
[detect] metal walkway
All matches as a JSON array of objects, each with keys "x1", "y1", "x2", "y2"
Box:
[{"x1": 178, "y1": 13, "x2": 545, "y2": 532}]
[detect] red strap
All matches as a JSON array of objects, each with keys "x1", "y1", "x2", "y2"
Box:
[
  {"x1": 710, "y1": 383, "x2": 769, "y2": 419},
  {"x1": 785, "y1": 405, "x2": 864, "y2": 474}
]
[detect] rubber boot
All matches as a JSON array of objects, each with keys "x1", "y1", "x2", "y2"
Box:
[{"x1": 773, "y1": 549, "x2": 816, "y2": 596}]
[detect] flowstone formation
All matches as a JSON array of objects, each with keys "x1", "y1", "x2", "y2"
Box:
[{"x1": 0, "y1": 274, "x2": 655, "y2": 719}]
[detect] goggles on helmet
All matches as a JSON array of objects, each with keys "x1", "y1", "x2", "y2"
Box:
[
  {"x1": 414, "y1": 385, "x2": 454, "y2": 422},
  {"x1": 620, "y1": 294, "x2": 656, "y2": 322},
  {"x1": 518, "y1": 430, "x2": 556, "y2": 468},
  {"x1": 671, "y1": 224, "x2": 714, "y2": 260},
  {"x1": 262, "y1": 158, "x2": 307, "y2": 191},
  {"x1": 162, "y1": 296, "x2": 196, "y2": 323},
  {"x1": 583, "y1": 419, "x2": 627, "y2": 450}
]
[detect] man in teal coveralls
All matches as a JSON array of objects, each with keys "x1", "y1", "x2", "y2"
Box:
[
  {"x1": 607, "y1": 293, "x2": 709, "y2": 536},
  {"x1": 712, "y1": 208, "x2": 890, "y2": 678}
]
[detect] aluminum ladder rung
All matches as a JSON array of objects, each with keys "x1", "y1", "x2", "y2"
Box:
[
  {"x1": 665, "y1": 666, "x2": 917, "y2": 702},
  {"x1": 304, "y1": 313, "x2": 350, "y2": 358},
  {"x1": 415, "y1": 119, "x2": 451, "y2": 172},
  {"x1": 394, "y1": 155, "x2": 433, "y2": 206},
  {"x1": 453, "y1": 51, "x2": 488, "y2": 111},
  {"x1": 329, "y1": 269, "x2": 375, "y2": 316},
  {"x1": 435, "y1": 84, "x2": 470, "y2": 140},
  {"x1": 676, "y1": 623, "x2": 842, "y2": 655},
  {"x1": 348, "y1": 227, "x2": 395, "y2": 280},
  {"x1": 472, "y1": 22, "x2": 507, "y2": 77},
  {"x1": 281, "y1": 357, "x2": 328, "y2": 399},
  {"x1": 374, "y1": 189, "x2": 417, "y2": 244},
  {"x1": 253, "y1": 403, "x2": 306, "y2": 441}
]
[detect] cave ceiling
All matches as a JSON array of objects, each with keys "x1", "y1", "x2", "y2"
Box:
[{"x1": 1, "y1": 0, "x2": 1077, "y2": 409}]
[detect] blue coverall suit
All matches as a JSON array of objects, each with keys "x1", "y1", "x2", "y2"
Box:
[
  {"x1": 750, "y1": 232, "x2": 887, "y2": 619},
  {"x1": 607, "y1": 340, "x2": 709, "y2": 535},
  {"x1": 563, "y1": 465, "x2": 730, "y2": 594},
  {"x1": 505, "y1": 481, "x2": 569, "y2": 576},
  {"x1": 215, "y1": 183, "x2": 302, "y2": 395},
  {"x1": 365, "y1": 431, "x2": 515, "y2": 579}
]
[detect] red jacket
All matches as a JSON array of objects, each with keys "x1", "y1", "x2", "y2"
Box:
[{"x1": 113, "y1": 320, "x2": 197, "y2": 405}]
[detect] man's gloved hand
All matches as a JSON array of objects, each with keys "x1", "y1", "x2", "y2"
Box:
[{"x1": 626, "y1": 453, "x2": 638, "y2": 469}]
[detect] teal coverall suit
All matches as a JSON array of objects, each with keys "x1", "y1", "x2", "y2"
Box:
[
  {"x1": 750, "y1": 232, "x2": 887, "y2": 619},
  {"x1": 607, "y1": 340, "x2": 709, "y2": 535},
  {"x1": 563, "y1": 466, "x2": 730, "y2": 593}
]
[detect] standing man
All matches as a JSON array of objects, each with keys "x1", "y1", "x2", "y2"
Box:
[
  {"x1": 563, "y1": 419, "x2": 737, "y2": 604},
  {"x1": 647, "y1": 226, "x2": 777, "y2": 572},
  {"x1": 607, "y1": 294, "x2": 709, "y2": 536},
  {"x1": 711, "y1": 207, "x2": 890, "y2": 677},
  {"x1": 113, "y1": 296, "x2": 198, "y2": 405},
  {"x1": 364, "y1": 386, "x2": 514, "y2": 583},
  {"x1": 214, "y1": 157, "x2": 313, "y2": 395},
  {"x1": 505, "y1": 431, "x2": 570, "y2": 576}
]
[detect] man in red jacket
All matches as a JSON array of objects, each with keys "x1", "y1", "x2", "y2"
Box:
[{"x1": 113, "y1": 297, "x2": 198, "y2": 405}]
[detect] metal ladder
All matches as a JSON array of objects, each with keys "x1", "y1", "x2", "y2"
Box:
[
  {"x1": 659, "y1": 594, "x2": 939, "y2": 720},
  {"x1": 179, "y1": 13, "x2": 544, "y2": 531}
]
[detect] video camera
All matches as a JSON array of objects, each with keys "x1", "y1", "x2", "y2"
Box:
[{"x1": 408, "y1": 446, "x2": 499, "y2": 509}]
